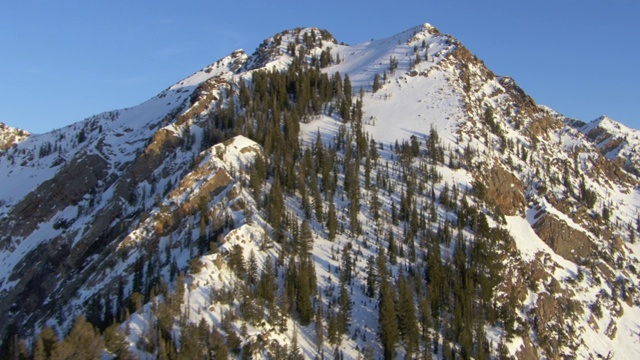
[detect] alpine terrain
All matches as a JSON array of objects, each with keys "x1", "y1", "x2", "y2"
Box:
[{"x1": 2, "y1": 23, "x2": 640, "y2": 359}]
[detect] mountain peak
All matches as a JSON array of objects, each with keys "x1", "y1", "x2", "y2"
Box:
[
  {"x1": 0, "y1": 122, "x2": 29, "y2": 151},
  {"x1": 412, "y1": 22, "x2": 439, "y2": 35},
  {"x1": 243, "y1": 27, "x2": 337, "y2": 71},
  {"x1": 593, "y1": 114, "x2": 618, "y2": 127}
]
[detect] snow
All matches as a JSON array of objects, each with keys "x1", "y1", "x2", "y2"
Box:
[{"x1": 321, "y1": 27, "x2": 461, "y2": 147}]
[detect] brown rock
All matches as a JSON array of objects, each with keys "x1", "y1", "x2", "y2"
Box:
[
  {"x1": 515, "y1": 336, "x2": 539, "y2": 360},
  {"x1": 480, "y1": 164, "x2": 526, "y2": 216},
  {"x1": 533, "y1": 212, "x2": 594, "y2": 263}
]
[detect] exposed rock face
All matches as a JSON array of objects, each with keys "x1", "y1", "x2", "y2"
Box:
[
  {"x1": 533, "y1": 211, "x2": 594, "y2": 263},
  {"x1": 532, "y1": 291, "x2": 583, "y2": 358},
  {"x1": 130, "y1": 128, "x2": 184, "y2": 183},
  {"x1": 481, "y1": 164, "x2": 526, "y2": 216},
  {"x1": 1, "y1": 153, "x2": 109, "y2": 241},
  {"x1": 515, "y1": 336, "x2": 539, "y2": 360}
]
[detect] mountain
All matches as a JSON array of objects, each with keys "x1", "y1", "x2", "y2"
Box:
[
  {"x1": 0, "y1": 122, "x2": 29, "y2": 151},
  {"x1": 2, "y1": 23, "x2": 640, "y2": 359},
  {"x1": 565, "y1": 113, "x2": 640, "y2": 176}
]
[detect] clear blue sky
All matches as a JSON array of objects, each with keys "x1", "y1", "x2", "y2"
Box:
[{"x1": 1, "y1": 0, "x2": 639, "y2": 133}]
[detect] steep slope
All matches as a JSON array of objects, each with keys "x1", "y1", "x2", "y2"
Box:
[{"x1": 2, "y1": 24, "x2": 640, "y2": 360}]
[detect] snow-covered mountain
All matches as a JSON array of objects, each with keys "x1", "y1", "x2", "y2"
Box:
[
  {"x1": 2, "y1": 24, "x2": 640, "y2": 359},
  {"x1": 564, "y1": 113, "x2": 640, "y2": 177}
]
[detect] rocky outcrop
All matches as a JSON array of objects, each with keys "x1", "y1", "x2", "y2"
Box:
[
  {"x1": 480, "y1": 164, "x2": 526, "y2": 216},
  {"x1": 532, "y1": 291, "x2": 583, "y2": 359},
  {"x1": 131, "y1": 128, "x2": 184, "y2": 183},
  {"x1": 533, "y1": 212, "x2": 594, "y2": 263},
  {"x1": 515, "y1": 336, "x2": 540, "y2": 360},
  {"x1": 0, "y1": 122, "x2": 29, "y2": 151},
  {"x1": 0, "y1": 153, "x2": 109, "y2": 241}
]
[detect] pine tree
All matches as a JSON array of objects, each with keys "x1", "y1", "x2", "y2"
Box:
[
  {"x1": 299, "y1": 219, "x2": 314, "y2": 257},
  {"x1": 247, "y1": 250, "x2": 259, "y2": 287},
  {"x1": 224, "y1": 324, "x2": 242, "y2": 354},
  {"x1": 315, "y1": 305, "x2": 325, "y2": 354},
  {"x1": 327, "y1": 312, "x2": 340, "y2": 346},
  {"x1": 341, "y1": 244, "x2": 353, "y2": 284},
  {"x1": 426, "y1": 245, "x2": 445, "y2": 315},
  {"x1": 397, "y1": 275, "x2": 419, "y2": 357},
  {"x1": 327, "y1": 201, "x2": 338, "y2": 241},
  {"x1": 365, "y1": 255, "x2": 377, "y2": 298},
  {"x1": 373, "y1": 73, "x2": 382, "y2": 93},
  {"x1": 300, "y1": 170, "x2": 312, "y2": 219},
  {"x1": 103, "y1": 323, "x2": 131, "y2": 359},
  {"x1": 370, "y1": 185, "x2": 381, "y2": 221},
  {"x1": 268, "y1": 178, "x2": 285, "y2": 241},
  {"x1": 337, "y1": 281, "x2": 352, "y2": 334},
  {"x1": 33, "y1": 326, "x2": 58, "y2": 360},
  {"x1": 209, "y1": 326, "x2": 229, "y2": 360},
  {"x1": 379, "y1": 278, "x2": 398, "y2": 360},
  {"x1": 258, "y1": 256, "x2": 277, "y2": 305},
  {"x1": 178, "y1": 323, "x2": 206, "y2": 359},
  {"x1": 312, "y1": 177, "x2": 324, "y2": 223},
  {"x1": 228, "y1": 244, "x2": 246, "y2": 278},
  {"x1": 295, "y1": 260, "x2": 314, "y2": 325},
  {"x1": 313, "y1": 130, "x2": 325, "y2": 171},
  {"x1": 288, "y1": 331, "x2": 305, "y2": 360},
  {"x1": 418, "y1": 293, "x2": 433, "y2": 351},
  {"x1": 387, "y1": 229, "x2": 397, "y2": 265},
  {"x1": 51, "y1": 316, "x2": 103, "y2": 360}
]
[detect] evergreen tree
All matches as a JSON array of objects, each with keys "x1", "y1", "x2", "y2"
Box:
[
  {"x1": 268, "y1": 178, "x2": 285, "y2": 241},
  {"x1": 418, "y1": 293, "x2": 433, "y2": 350},
  {"x1": 426, "y1": 245, "x2": 445, "y2": 314},
  {"x1": 178, "y1": 323, "x2": 206, "y2": 359},
  {"x1": 327, "y1": 201, "x2": 338, "y2": 241},
  {"x1": 397, "y1": 275, "x2": 419, "y2": 357},
  {"x1": 228, "y1": 244, "x2": 246, "y2": 278},
  {"x1": 365, "y1": 255, "x2": 377, "y2": 298},
  {"x1": 341, "y1": 244, "x2": 353, "y2": 284},
  {"x1": 299, "y1": 219, "x2": 314, "y2": 257},
  {"x1": 327, "y1": 312, "x2": 340, "y2": 346},
  {"x1": 51, "y1": 316, "x2": 103, "y2": 360},
  {"x1": 337, "y1": 281, "x2": 353, "y2": 334},
  {"x1": 247, "y1": 250, "x2": 259, "y2": 287},
  {"x1": 373, "y1": 73, "x2": 382, "y2": 93},
  {"x1": 379, "y1": 278, "x2": 398, "y2": 360},
  {"x1": 103, "y1": 323, "x2": 131, "y2": 359},
  {"x1": 387, "y1": 229, "x2": 397, "y2": 265},
  {"x1": 33, "y1": 327, "x2": 58, "y2": 360},
  {"x1": 258, "y1": 256, "x2": 277, "y2": 305},
  {"x1": 312, "y1": 177, "x2": 324, "y2": 223},
  {"x1": 288, "y1": 332, "x2": 305, "y2": 360},
  {"x1": 315, "y1": 305, "x2": 325, "y2": 354},
  {"x1": 295, "y1": 259, "x2": 314, "y2": 325},
  {"x1": 209, "y1": 327, "x2": 229, "y2": 360}
]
